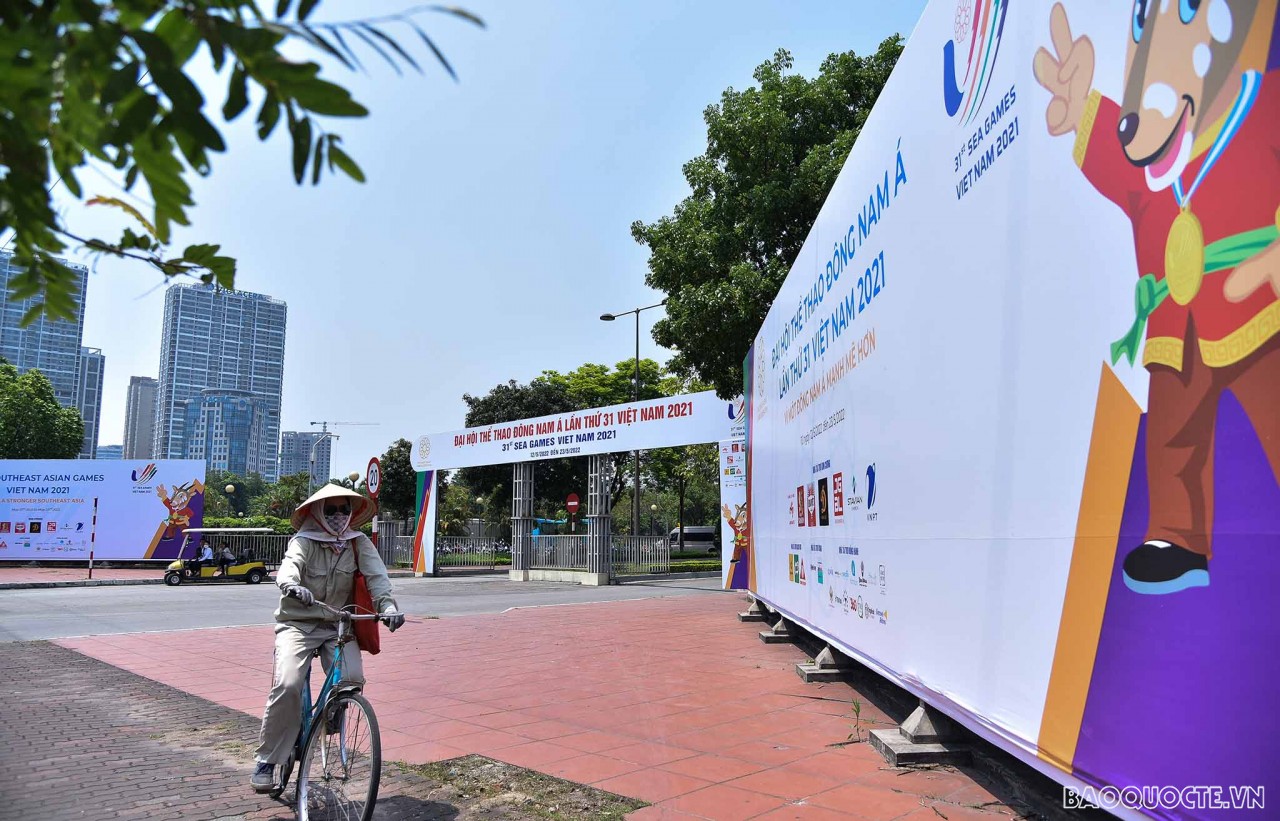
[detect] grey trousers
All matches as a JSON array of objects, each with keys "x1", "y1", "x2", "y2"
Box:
[{"x1": 255, "y1": 623, "x2": 365, "y2": 764}]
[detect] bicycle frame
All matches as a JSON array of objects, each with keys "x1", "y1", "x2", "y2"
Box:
[{"x1": 296, "y1": 625, "x2": 363, "y2": 772}]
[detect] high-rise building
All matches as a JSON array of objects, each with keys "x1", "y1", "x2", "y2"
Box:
[
  {"x1": 0, "y1": 251, "x2": 89, "y2": 408},
  {"x1": 155, "y1": 284, "x2": 287, "y2": 480},
  {"x1": 181, "y1": 389, "x2": 270, "y2": 477},
  {"x1": 97, "y1": 444, "x2": 123, "y2": 460},
  {"x1": 279, "y1": 431, "x2": 333, "y2": 487},
  {"x1": 76, "y1": 347, "x2": 104, "y2": 458},
  {"x1": 123, "y1": 375, "x2": 158, "y2": 459}
]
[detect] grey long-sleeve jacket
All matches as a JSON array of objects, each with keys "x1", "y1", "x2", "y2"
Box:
[{"x1": 274, "y1": 534, "x2": 397, "y2": 632}]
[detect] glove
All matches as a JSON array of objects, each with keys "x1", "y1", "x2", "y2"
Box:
[
  {"x1": 283, "y1": 584, "x2": 315, "y2": 607},
  {"x1": 381, "y1": 604, "x2": 405, "y2": 632}
]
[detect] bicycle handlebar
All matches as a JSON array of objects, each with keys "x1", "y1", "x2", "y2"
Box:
[{"x1": 311, "y1": 599, "x2": 405, "y2": 621}]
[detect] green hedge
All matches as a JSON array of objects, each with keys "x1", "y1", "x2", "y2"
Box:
[
  {"x1": 201, "y1": 515, "x2": 292, "y2": 534},
  {"x1": 199, "y1": 516, "x2": 375, "y2": 535},
  {"x1": 435, "y1": 554, "x2": 512, "y2": 567}
]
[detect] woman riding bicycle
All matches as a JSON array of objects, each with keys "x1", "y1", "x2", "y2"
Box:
[{"x1": 250, "y1": 484, "x2": 405, "y2": 793}]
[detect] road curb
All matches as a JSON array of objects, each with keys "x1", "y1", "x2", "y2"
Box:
[
  {"x1": 0, "y1": 578, "x2": 165, "y2": 590},
  {"x1": 615, "y1": 570, "x2": 722, "y2": 583},
  {"x1": 1, "y1": 569, "x2": 419, "y2": 591}
]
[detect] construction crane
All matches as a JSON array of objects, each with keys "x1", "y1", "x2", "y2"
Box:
[
  {"x1": 309, "y1": 421, "x2": 378, "y2": 433},
  {"x1": 305, "y1": 421, "x2": 379, "y2": 491}
]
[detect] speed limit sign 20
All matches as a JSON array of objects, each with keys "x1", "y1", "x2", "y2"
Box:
[{"x1": 366, "y1": 457, "x2": 382, "y2": 498}]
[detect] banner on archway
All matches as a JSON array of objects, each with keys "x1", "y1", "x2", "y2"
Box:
[{"x1": 411, "y1": 391, "x2": 744, "y2": 472}]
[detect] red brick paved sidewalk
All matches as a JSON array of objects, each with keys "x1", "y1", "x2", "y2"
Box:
[{"x1": 58, "y1": 595, "x2": 1019, "y2": 820}]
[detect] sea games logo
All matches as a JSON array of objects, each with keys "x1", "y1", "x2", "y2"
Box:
[
  {"x1": 727, "y1": 396, "x2": 747, "y2": 438},
  {"x1": 944, "y1": 0, "x2": 1021, "y2": 200},
  {"x1": 942, "y1": 0, "x2": 1010, "y2": 124},
  {"x1": 131, "y1": 463, "x2": 158, "y2": 495}
]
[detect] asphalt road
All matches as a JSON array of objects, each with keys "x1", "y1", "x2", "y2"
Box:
[{"x1": 0, "y1": 574, "x2": 732, "y2": 642}]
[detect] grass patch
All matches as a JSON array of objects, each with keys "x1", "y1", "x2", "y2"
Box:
[{"x1": 398, "y1": 755, "x2": 645, "y2": 820}]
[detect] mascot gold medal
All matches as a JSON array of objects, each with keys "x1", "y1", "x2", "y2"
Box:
[
  {"x1": 1165, "y1": 208, "x2": 1206, "y2": 306},
  {"x1": 1166, "y1": 71, "x2": 1262, "y2": 305}
]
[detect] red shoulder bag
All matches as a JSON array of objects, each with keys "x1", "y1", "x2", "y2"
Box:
[{"x1": 350, "y1": 548, "x2": 381, "y2": 655}]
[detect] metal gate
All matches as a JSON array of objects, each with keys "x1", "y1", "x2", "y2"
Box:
[
  {"x1": 434, "y1": 536, "x2": 509, "y2": 572},
  {"x1": 611, "y1": 535, "x2": 669, "y2": 577}
]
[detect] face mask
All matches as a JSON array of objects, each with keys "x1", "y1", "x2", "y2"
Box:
[{"x1": 322, "y1": 503, "x2": 352, "y2": 536}]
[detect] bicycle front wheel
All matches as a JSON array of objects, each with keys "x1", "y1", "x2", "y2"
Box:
[{"x1": 296, "y1": 692, "x2": 381, "y2": 821}]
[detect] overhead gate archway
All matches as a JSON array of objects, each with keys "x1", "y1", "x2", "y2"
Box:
[{"x1": 409, "y1": 391, "x2": 744, "y2": 584}]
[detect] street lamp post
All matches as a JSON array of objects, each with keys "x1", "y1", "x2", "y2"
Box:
[
  {"x1": 650, "y1": 503, "x2": 657, "y2": 537},
  {"x1": 600, "y1": 300, "x2": 665, "y2": 538},
  {"x1": 308, "y1": 432, "x2": 338, "y2": 494}
]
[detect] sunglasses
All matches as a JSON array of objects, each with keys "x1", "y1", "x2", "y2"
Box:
[{"x1": 324, "y1": 504, "x2": 351, "y2": 516}]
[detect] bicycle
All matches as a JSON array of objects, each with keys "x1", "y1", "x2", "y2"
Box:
[{"x1": 268, "y1": 600, "x2": 404, "y2": 821}]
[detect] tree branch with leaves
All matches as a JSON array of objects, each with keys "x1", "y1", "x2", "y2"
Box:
[
  {"x1": 631, "y1": 40, "x2": 903, "y2": 398},
  {"x1": 0, "y1": 0, "x2": 482, "y2": 321}
]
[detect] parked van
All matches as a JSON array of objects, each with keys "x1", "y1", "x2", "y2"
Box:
[{"x1": 668, "y1": 525, "x2": 720, "y2": 553}]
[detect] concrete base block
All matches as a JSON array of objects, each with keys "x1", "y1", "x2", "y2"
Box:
[
  {"x1": 758, "y1": 617, "x2": 795, "y2": 644},
  {"x1": 795, "y1": 645, "x2": 855, "y2": 682},
  {"x1": 901, "y1": 702, "x2": 962, "y2": 745},
  {"x1": 869, "y1": 702, "x2": 970, "y2": 766},
  {"x1": 524, "y1": 569, "x2": 610, "y2": 586},
  {"x1": 508, "y1": 569, "x2": 530, "y2": 582},
  {"x1": 737, "y1": 598, "x2": 769, "y2": 623},
  {"x1": 795, "y1": 664, "x2": 851, "y2": 683},
  {"x1": 869, "y1": 728, "x2": 971, "y2": 766}
]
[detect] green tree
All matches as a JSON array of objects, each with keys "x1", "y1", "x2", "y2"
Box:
[
  {"x1": 205, "y1": 469, "x2": 266, "y2": 516},
  {"x1": 458, "y1": 372, "x2": 579, "y2": 515},
  {"x1": 458, "y1": 360, "x2": 675, "y2": 516},
  {"x1": 435, "y1": 472, "x2": 471, "y2": 536},
  {"x1": 631, "y1": 40, "x2": 904, "y2": 397},
  {"x1": 250, "y1": 470, "x2": 311, "y2": 518},
  {"x1": 0, "y1": 361, "x2": 83, "y2": 458},
  {"x1": 377, "y1": 438, "x2": 416, "y2": 521},
  {"x1": 543, "y1": 359, "x2": 672, "y2": 504},
  {"x1": 646, "y1": 443, "x2": 719, "y2": 546},
  {"x1": 0, "y1": 1, "x2": 482, "y2": 320}
]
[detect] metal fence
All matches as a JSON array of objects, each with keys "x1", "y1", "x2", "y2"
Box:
[
  {"x1": 376, "y1": 520, "x2": 416, "y2": 568},
  {"x1": 199, "y1": 526, "x2": 416, "y2": 571},
  {"x1": 435, "y1": 536, "x2": 510, "y2": 572},
  {"x1": 377, "y1": 535, "x2": 415, "y2": 568},
  {"x1": 530, "y1": 535, "x2": 589, "y2": 570},
  {"x1": 198, "y1": 533, "x2": 293, "y2": 569},
  {"x1": 611, "y1": 536, "x2": 669, "y2": 576},
  {"x1": 524, "y1": 535, "x2": 669, "y2": 576}
]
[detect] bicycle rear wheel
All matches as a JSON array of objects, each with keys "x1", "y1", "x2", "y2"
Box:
[{"x1": 296, "y1": 692, "x2": 381, "y2": 821}]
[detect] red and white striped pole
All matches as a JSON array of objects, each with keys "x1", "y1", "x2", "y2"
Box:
[{"x1": 88, "y1": 497, "x2": 98, "y2": 579}]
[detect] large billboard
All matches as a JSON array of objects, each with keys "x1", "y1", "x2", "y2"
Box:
[
  {"x1": 0, "y1": 460, "x2": 206, "y2": 560},
  {"x1": 744, "y1": 0, "x2": 1278, "y2": 814}
]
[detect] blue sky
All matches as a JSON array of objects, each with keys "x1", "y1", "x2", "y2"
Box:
[{"x1": 64, "y1": 0, "x2": 928, "y2": 477}]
